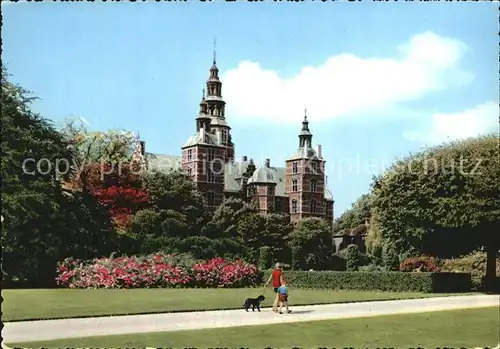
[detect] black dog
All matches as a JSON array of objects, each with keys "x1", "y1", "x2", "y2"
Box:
[{"x1": 243, "y1": 295, "x2": 265, "y2": 312}]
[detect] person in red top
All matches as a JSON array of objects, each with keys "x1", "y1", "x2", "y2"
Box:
[{"x1": 264, "y1": 262, "x2": 284, "y2": 312}]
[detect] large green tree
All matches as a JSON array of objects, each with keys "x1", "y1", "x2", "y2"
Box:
[
  {"x1": 333, "y1": 193, "x2": 373, "y2": 233},
  {"x1": 1, "y1": 68, "x2": 115, "y2": 286},
  {"x1": 203, "y1": 197, "x2": 257, "y2": 239},
  {"x1": 372, "y1": 134, "x2": 499, "y2": 290},
  {"x1": 130, "y1": 170, "x2": 207, "y2": 246},
  {"x1": 287, "y1": 217, "x2": 333, "y2": 270}
]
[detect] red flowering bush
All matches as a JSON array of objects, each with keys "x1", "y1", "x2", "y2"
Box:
[
  {"x1": 400, "y1": 256, "x2": 440, "y2": 272},
  {"x1": 56, "y1": 253, "x2": 193, "y2": 289},
  {"x1": 192, "y1": 257, "x2": 259, "y2": 288},
  {"x1": 56, "y1": 254, "x2": 259, "y2": 289},
  {"x1": 93, "y1": 185, "x2": 149, "y2": 229}
]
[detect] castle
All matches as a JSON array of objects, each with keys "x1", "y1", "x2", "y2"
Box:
[{"x1": 133, "y1": 55, "x2": 334, "y2": 224}]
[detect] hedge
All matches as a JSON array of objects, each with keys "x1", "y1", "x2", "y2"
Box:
[{"x1": 260, "y1": 270, "x2": 472, "y2": 293}]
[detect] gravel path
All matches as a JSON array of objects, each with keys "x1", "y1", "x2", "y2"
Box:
[{"x1": 3, "y1": 294, "x2": 498, "y2": 343}]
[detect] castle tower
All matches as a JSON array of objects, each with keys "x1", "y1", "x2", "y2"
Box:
[
  {"x1": 203, "y1": 42, "x2": 235, "y2": 163},
  {"x1": 285, "y1": 110, "x2": 327, "y2": 223},
  {"x1": 181, "y1": 90, "x2": 225, "y2": 208},
  {"x1": 246, "y1": 158, "x2": 276, "y2": 214}
]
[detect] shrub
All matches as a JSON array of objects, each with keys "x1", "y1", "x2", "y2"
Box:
[
  {"x1": 55, "y1": 254, "x2": 259, "y2": 289},
  {"x1": 258, "y1": 246, "x2": 273, "y2": 270},
  {"x1": 440, "y1": 250, "x2": 500, "y2": 291},
  {"x1": 359, "y1": 264, "x2": 386, "y2": 272},
  {"x1": 166, "y1": 236, "x2": 248, "y2": 261},
  {"x1": 260, "y1": 270, "x2": 471, "y2": 293},
  {"x1": 192, "y1": 257, "x2": 259, "y2": 288},
  {"x1": 346, "y1": 245, "x2": 360, "y2": 271},
  {"x1": 329, "y1": 254, "x2": 347, "y2": 271},
  {"x1": 400, "y1": 256, "x2": 440, "y2": 272},
  {"x1": 56, "y1": 254, "x2": 193, "y2": 289},
  {"x1": 383, "y1": 244, "x2": 400, "y2": 271}
]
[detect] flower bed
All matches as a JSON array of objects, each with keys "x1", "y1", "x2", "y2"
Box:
[
  {"x1": 193, "y1": 257, "x2": 259, "y2": 288},
  {"x1": 55, "y1": 254, "x2": 259, "y2": 289}
]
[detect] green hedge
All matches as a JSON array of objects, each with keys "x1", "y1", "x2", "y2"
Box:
[{"x1": 260, "y1": 270, "x2": 472, "y2": 293}]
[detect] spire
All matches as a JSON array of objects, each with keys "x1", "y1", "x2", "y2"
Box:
[
  {"x1": 298, "y1": 109, "x2": 312, "y2": 148},
  {"x1": 213, "y1": 36, "x2": 217, "y2": 65},
  {"x1": 301, "y1": 115, "x2": 309, "y2": 132},
  {"x1": 199, "y1": 88, "x2": 208, "y2": 114}
]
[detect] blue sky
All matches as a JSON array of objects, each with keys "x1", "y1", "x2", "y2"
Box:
[{"x1": 2, "y1": 1, "x2": 498, "y2": 217}]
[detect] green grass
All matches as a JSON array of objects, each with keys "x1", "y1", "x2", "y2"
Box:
[
  {"x1": 10, "y1": 307, "x2": 498, "y2": 348},
  {"x1": 2, "y1": 288, "x2": 466, "y2": 322}
]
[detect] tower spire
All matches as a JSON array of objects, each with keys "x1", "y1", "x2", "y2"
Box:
[
  {"x1": 213, "y1": 36, "x2": 217, "y2": 65},
  {"x1": 299, "y1": 109, "x2": 312, "y2": 148}
]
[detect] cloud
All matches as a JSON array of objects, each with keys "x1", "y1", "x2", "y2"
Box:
[
  {"x1": 403, "y1": 101, "x2": 498, "y2": 145},
  {"x1": 221, "y1": 31, "x2": 474, "y2": 124}
]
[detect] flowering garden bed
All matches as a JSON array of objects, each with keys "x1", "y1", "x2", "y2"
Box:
[{"x1": 56, "y1": 254, "x2": 260, "y2": 289}]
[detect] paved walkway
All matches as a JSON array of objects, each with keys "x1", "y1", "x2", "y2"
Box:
[{"x1": 3, "y1": 295, "x2": 498, "y2": 343}]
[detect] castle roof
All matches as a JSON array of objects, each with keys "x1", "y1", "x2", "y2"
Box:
[
  {"x1": 182, "y1": 132, "x2": 221, "y2": 148},
  {"x1": 287, "y1": 146, "x2": 321, "y2": 161},
  {"x1": 247, "y1": 166, "x2": 278, "y2": 185},
  {"x1": 145, "y1": 153, "x2": 333, "y2": 201}
]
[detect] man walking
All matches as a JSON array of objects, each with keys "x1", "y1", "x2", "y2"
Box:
[{"x1": 264, "y1": 262, "x2": 284, "y2": 312}]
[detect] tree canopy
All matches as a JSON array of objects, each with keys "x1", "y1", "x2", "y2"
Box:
[
  {"x1": 1, "y1": 67, "x2": 115, "y2": 286},
  {"x1": 333, "y1": 193, "x2": 373, "y2": 233},
  {"x1": 372, "y1": 134, "x2": 499, "y2": 286}
]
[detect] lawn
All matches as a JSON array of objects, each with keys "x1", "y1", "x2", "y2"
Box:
[
  {"x1": 2, "y1": 288, "x2": 464, "y2": 322},
  {"x1": 9, "y1": 307, "x2": 499, "y2": 348}
]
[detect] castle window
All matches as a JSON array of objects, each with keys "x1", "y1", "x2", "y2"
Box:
[
  {"x1": 187, "y1": 149, "x2": 193, "y2": 161},
  {"x1": 222, "y1": 130, "x2": 227, "y2": 142},
  {"x1": 311, "y1": 162, "x2": 318, "y2": 174},
  {"x1": 207, "y1": 170, "x2": 215, "y2": 183},
  {"x1": 292, "y1": 179, "x2": 298, "y2": 192},
  {"x1": 207, "y1": 192, "x2": 215, "y2": 206},
  {"x1": 208, "y1": 148, "x2": 215, "y2": 161},
  {"x1": 187, "y1": 168, "x2": 192, "y2": 177},
  {"x1": 311, "y1": 179, "x2": 317, "y2": 192},
  {"x1": 292, "y1": 162, "x2": 298, "y2": 174},
  {"x1": 291, "y1": 199, "x2": 298, "y2": 213},
  {"x1": 310, "y1": 200, "x2": 316, "y2": 214},
  {"x1": 267, "y1": 186, "x2": 275, "y2": 196}
]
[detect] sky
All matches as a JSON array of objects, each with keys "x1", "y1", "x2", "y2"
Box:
[{"x1": 2, "y1": 1, "x2": 498, "y2": 217}]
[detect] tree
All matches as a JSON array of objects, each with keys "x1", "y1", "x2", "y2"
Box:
[
  {"x1": 60, "y1": 118, "x2": 136, "y2": 192},
  {"x1": 346, "y1": 244, "x2": 361, "y2": 271},
  {"x1": 1, "y1": 67, "x2": 115, "y2": 286},
  {"x1": 287, "y1": 217, "x2": 333, "y2": 270},
  {"x1": 382, "y1": 243, "x2": 400, "y2": 271},
  {"x1": 93, "y1": 178, "x2": 149, "y2": 231},
  {"x1": 60, "y1": 120, "x2": 147, "y2": 230},
  {"x1": 365, "y1": 208, "x2": 383, "y2": 261},
  {"x1": 333, "y1": 193, "x2": 373, "y2": 233},
  {"x1": 372, "y1": 134, "x2": 499, "y2": 290},
  {"x1": 140, "y1": 170, "x2": 207, "y2": 239},
  {"x1": 261, "y1": 213, "x2": 293, "y2": 262},
  {"x1": 235, "y1": 211, "x2": 266, "y2": 262},
  {"x1": 203, "y1": 197, "x2": 256, "y2": 239}
]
